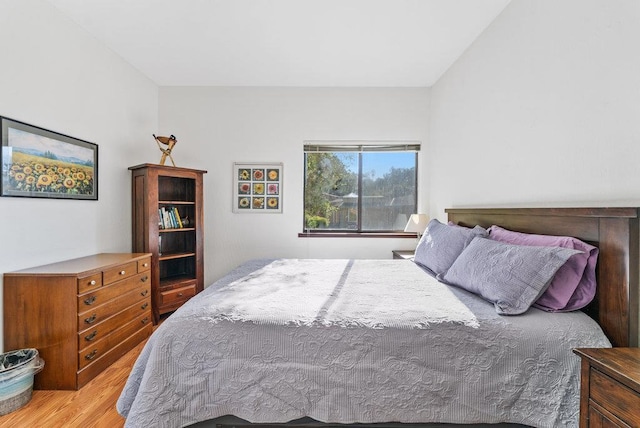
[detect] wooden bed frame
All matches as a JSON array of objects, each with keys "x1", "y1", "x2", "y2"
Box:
[
  {"x1": 201, "y1": 207, "x2": 640, "y2": 428},
  {"x1": 446, "y1": 207, "x2": 640, "y2": 347}
]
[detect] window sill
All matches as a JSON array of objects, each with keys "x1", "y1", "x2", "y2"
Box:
[{"x1": 298, "y1": 232, "x2": 418, "y2": 238}]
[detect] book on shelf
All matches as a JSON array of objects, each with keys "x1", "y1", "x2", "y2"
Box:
[
  {"x1": 159, "y1": 206, "x2": 186, "y2": 229},
  {"x1": 173, "y1": 206, "x2": 183, "y2": 228},
  {"x1": 169, "y1": 208, "x2": 177, "y2": 228}
]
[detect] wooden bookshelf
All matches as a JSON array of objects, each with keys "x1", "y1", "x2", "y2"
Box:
[{"x1": 129, "y1": 163, "x2": 207, "y2": 323}]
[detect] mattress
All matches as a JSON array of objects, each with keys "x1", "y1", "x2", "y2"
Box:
[{"x1": 117, "y1": 259, "x2": 610, "y2": 428}]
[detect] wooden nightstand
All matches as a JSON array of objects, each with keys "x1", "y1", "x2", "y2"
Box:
[
  {"x1": 392, "y1": 250, "x2": 415, "y2": 260},
  {"x1": 573, "y1": 347, "x2": 640, "y2": 427}
]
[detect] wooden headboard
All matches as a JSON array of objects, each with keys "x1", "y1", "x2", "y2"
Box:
[{"x1": 446, "y1": 207, "x2": 640, "y2": 348}]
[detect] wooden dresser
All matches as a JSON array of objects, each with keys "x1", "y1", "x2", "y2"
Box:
[
  {"x1": 574, "y1": 347, "x2": 640, "y2": 427},
  {"x1": 3, "y1": 253, "x2": 153, "y2": 390}
]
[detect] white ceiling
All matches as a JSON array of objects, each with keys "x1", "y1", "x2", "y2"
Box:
[{"x1": 45, "y1": 0, "x2": 510, "y2": 87}]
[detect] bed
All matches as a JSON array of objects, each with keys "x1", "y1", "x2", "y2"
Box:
[{"x1": 117, "y1": 207, "x2": 640, "y2": 428}]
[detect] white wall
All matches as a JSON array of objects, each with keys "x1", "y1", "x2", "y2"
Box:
[
  {"x1": 159, "y1": 87, "x2": 430, "y2": 283},
  {"x1": 429, "y1": 0, "x2": 640, "y2": 220},
  {"x1": 0, "y1": 0, "x2": 158, "y2": 349}
]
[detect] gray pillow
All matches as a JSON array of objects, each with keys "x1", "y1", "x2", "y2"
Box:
[
  {"x1": 413, "y1": 219, "x2": 488, "y2": 277},
  {"x1": 442, "y1": 237, "x2": 582, "y2": 315}
]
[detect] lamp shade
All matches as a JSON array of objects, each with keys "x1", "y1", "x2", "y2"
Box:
[{"x1": 404, "y1": 214, "x2": 429, "y2": 234}]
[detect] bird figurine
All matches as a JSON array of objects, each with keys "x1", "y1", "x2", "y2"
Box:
[{"x1": 153, "y1": 134, "x2": 177, "y2": 166}]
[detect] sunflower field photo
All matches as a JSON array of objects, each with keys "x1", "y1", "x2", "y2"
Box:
[{"x1": 1, "y1": 117, "x2": 98, "y2": 200}]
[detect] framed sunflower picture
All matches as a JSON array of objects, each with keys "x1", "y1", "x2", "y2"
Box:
[
  {"x1": 233, "y1": 162, "x2": 282, "y2": 213},
  {"x1": 1, "y1": 116, "x2": 98, "y2": 200}
]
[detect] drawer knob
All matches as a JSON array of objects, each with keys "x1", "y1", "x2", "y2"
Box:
[
  {"x1": 141, "y1": 276, "x2": 149, "y2": 282},
  {"x1": 119, "y1": 270, "x2": 126, "y2": 275},
  {"x1": 84, "y1": 314, "x2": 97, "y2": 325},
  {"x1": 177, "y1": 292, "x2": 184, "y2": 297},
  {"x1": 85, "y1": 350, "x2": 98, "y2": 361},
  {"x1": 142, "y1": 263, "x2": 148, "y2": 267},
  {"x1": 141, "y1": 290, "x2": 149, "y2": 297},
  {"x1": 85, "y1": 330, "x2": 98, "y2": 342},
  {"x1": 89, "y1": 280, "x2": 97, "y2": 286},
  {"x1": 84, "y1": 296, "x2": 96, "y2": 305},
  {"x1": 141, "y1": 317, "x2": 149, "y2": 324},
  {"x1": 141, "y1": 302, "x2": 149, "y2": 310}
]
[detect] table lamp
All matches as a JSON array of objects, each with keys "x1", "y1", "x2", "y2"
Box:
[{"x1": 404, "y1": 214, "x2": 429, "y2": 241}]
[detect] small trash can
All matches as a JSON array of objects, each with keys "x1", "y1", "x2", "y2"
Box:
[{"x1": 0, "y1": 348, "x2": 45, "y2": 415}]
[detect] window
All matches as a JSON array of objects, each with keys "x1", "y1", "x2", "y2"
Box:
[{"x1": 303, "y1": 142, "x2": 420, "y2": 234}]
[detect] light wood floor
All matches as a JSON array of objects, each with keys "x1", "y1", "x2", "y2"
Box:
[{"x1": 0, "y1": 337, "x2": 147, "y2": 428}]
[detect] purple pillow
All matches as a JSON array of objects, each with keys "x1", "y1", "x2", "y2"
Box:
[{"x1": 488, "y1": 225, "x2": 598, "y2": 312}]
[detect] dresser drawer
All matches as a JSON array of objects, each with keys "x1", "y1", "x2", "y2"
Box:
[
  {"x1": 77, "y1": 272, "x2": 150, "y2": 311},
  {"x1": 78, "y1": 286, "x2": 150, "y2": 331},
  {"x1": 78, "y1": 304, "x2": 151, "y2": 351},
  {"x1": 103, "y1": 261, "x2": 138, "y2": 285},
  {"x1": 78, "y1": 273, "x2": 103, "y2": 294},
  {"x1": 138, "y1": 258, "x2": 151, "y2": 272},
  {"x1": 590, "y1": 368, "x2": 640, "y2": 425},
  {"x1": 78, "y1": 308, "x2": 152, "y2": 369},
  {"x1": 77, "y1": 324, "x2": 152, "y2": 389},
  {"x1": 160, "y1": 284, "x2": 196, "y2": 307}
]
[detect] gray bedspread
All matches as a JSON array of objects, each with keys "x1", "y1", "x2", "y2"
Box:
[{"x1": 117, "y1": 259, "x2": 611, "y2": 428}]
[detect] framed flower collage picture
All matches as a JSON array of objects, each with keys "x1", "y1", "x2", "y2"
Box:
[{"x1": 233, "y1": 162, "x2": 283, "y2": 213}]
